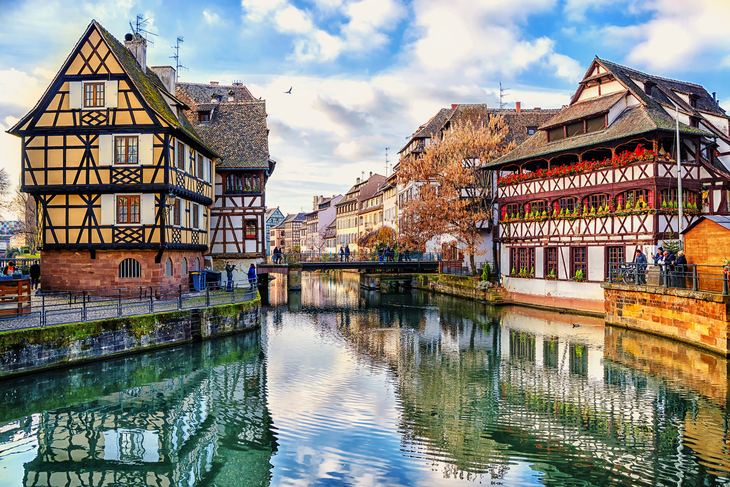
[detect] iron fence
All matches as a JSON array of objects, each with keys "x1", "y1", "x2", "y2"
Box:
[
  {"x1": 269, "y1": 251, "x2": 440, "y2": 264},
  {"x1": 0, "y1": 279, "x2": 258, "y2": 331},
  {"x1": 609, "y1": 262, "x2": 730, "y2": 294}
]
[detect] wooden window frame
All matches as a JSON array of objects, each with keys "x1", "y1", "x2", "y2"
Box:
[
  {"x1": 177, "y1": 142, "x2": 185, "y2": 170},
  {"x1": 618, "y1": 189, "x2": 648, "y2": 209},
  {"x1": 545, "y1": 247, "x2": 558, "y2": 278},
  {"x1": 192, "y1": 204, "x2": 199, "y2": 229},
  {"x1": 189, "y1": 149, "x2": 197, "y2": 178},
  {"x1": 606, "y1": 246, "x2": 625, "y2": 279},
  {"x1": 165, "y1": 258, "x2": 173, "y2": 277},
  {"x1": 115, "y1": 136, "x2": 139, "y2": 165},
  {"x1": 510, "y1": 246, "x2": 535, "y2": 274},
  {"x1": 84, "y1": 82, "x2": 105, "y2": 108},
  {"x1": 117, "y1": 195, "x2": 140, "y2": 224},
  {"x1": 198, "y1": 111, "x2": 211, "y2": 122},
  {"x1": 173, "y1": 198, "x2": 181, "y2": 226},
  {"x1": 197, "y1": 154, "x2": 204, "y2": 181},
  {"x1": 181, "y1": 257, "x2": 188, "y2": 276},
  {"x1": 571, "y1": 246, "x2": 587, "y2": 279}
]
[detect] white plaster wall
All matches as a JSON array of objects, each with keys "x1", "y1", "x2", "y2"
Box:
[
  {"x1": 587, "y1": 246, "x2": 604, "y2": 282},
  {"x1": 608, "y1": 95, "x2": 628, "y2": 125},
  {"x1": 558, "y1": 247, "x2": 570, "y2": 280},
  {"x1": 601, "y1": 80, "x2": 625, "y2": 95},
  {"x1": 703, "y1": 112, "x2": 730, "y2": 134},
  {"x1": 503, "y1": 277, "x2": 604, "y2": 301},
  {"x1": 535, "y1": 247, "x2": 544, "y2": 278}
]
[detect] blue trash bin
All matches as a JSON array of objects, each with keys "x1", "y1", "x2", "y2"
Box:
[{"x1": 190, "y1": 271, "x2": 205, "y2": 292}]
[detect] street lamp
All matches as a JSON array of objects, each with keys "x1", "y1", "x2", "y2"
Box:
[
  {"x1": 668, "y1": 99, "x2": 683, "y2": 245},
  {"x1": 164, "y1": 191, "x2": 176, "y2": 245}
]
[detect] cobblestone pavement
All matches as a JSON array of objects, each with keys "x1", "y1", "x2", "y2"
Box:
[{"x1": 0, "y1": 286, "x2": 257, "y2": 332}]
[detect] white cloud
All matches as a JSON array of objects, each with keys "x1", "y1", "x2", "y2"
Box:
[
  {"x1": 241, "y1": 0, "x2": 288, "y2": 22},
  {"x1": 600, "y1": 0, "x2": 730, "y2": 73},
  {"x1": 0, "y1": 68, "x2": 50, "y2": 107},
  {"x1": 203, "y1": 9, "x2": 221, "y2": 25},
  {"x1": 275, "y1": 5, "x2": 314, "y2": 34}
]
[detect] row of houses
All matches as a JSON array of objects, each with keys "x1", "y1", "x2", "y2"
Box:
[{"x1": 8, "y1": 20, "x2": 275, "y2": 290}]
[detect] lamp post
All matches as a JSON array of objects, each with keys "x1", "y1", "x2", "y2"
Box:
[
  {"x1": 669, "y1": 99, "x2": 683, "y2": 245},
  {"x1": 164, "y1": 191, "x2": 176, "y2": 246}
]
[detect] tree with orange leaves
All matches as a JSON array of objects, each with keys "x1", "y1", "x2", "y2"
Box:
[{"x1": 398, "y1": 111, "x2": 514, "y2": 273}]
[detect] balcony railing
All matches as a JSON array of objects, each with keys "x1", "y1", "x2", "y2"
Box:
[{"x1": 608, "y1": 262, "x2": 730, "y2": 294}]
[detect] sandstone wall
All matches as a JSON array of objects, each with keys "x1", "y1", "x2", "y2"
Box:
[{"x1": 603, "y1": 283, "x2": 730, "y2": 356}]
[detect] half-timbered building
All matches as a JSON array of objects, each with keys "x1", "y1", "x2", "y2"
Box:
[
  {"x1": 177, "y1": 82, "x2": 276, "y2": 276},
  {"x1": 8, "y1": 21, "x2": 216, "y2": 291},
  {"x1": 486, "y1": 58, "x2": 730, "y2": 313}
]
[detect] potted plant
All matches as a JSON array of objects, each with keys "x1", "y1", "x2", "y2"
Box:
[
  {"x1": 546, "y1": 268, "x2": 557, "y2": 280},
  {"x1": 573, "y1": 269, "x2": 586, "y2": 282}
]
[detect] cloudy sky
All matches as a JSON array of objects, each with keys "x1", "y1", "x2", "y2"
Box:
[{"x1": 2, "y1": 0, "x2": 730, "y2": 214}]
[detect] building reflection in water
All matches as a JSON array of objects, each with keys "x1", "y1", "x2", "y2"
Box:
[
  {"x1": 275, "y1": 272, "x2": 730, "y2": 485},
  {"x1": 0, "y1": 331, "x2": 276, "y2": 487}
]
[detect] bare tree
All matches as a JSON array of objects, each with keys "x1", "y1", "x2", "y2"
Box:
[
  {"x1": 10, "y1": 189, "x2": 38, "y2": 254},
  {"x1": 398, "y1": 112, "x2": 514, "y2": 273}
]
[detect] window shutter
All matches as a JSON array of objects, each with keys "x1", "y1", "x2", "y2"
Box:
[
  {"x1": 105, "y1": 81, "x2": 118, "y2": 108},
  {"x1": 69, "y1": 82, "x2": 82, "y2": 109},
  {"x1": 141, "y1": 194, "x2": 156, "y2": 224},
  {"x1": 139, "y1": 134, "x2": 154, "y2": 165},
  {"x1": 100, "y1": 194, "x2": 115, "y2": 224},
  {"x1": 98, "y1": 135, "x2": 113, "y2": 166}
]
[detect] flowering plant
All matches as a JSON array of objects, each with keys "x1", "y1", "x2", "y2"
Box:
[{"x1": 498, "y1": 145, "x2": 657, "y2": 187}]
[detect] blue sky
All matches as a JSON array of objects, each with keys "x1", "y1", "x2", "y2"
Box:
[{"x1": 2, "y1": 0, "x2": 730, "y2": 214}]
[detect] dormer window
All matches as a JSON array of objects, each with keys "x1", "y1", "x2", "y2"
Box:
[
  {"x1": 526, "y1": 127, "x2": 537, "y2": 135},
  {"x1": 689, "y1": 95, "x2": 699, "y2": 108},
  {"x1": 547, "y1": 115, "x2": 606, "y2": 142},
  {"x1": 644, "y1": 81, "x2": 655, "y2": 96},
  {"x1": 690, "y1": 117, "x2": 700, "y2": 128},
  {"x1": 199, "y1": 111, "x2": 211, "y2": 122}
]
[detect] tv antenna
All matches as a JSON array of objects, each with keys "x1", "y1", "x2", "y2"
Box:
[
  {"x1": 170, "y1": 36, "x2": 188, "y2": 77},
  {"x1": 385, "y1": 147, "x2": 390, "y2": 176},
  {"x1": 129, "y1": 14, "x2": 157, "y2": 46},
  {"x1": 499, "y1": 81, "x2": 509, "y2": 109}
]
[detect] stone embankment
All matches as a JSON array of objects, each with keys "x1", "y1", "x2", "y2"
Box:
[
  {"x1": 603, "y1": 283, "x2": 730, "y2": 356},
  {"x1": 411, "y1": 274, "x2": 508, "y2": 303},
  {"x1": 0, "y1": 297, "x2": 261, "y2": 379}
]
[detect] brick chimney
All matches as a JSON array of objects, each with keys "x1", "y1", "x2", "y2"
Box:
[
  {"x1": 451, "y1": 104, "x2": 458, "y2": 109},
  {"x1": 516, "y1": 102, "x2": 521, "y2": 113},
  {"x1": 124, "y1": 33, "x2": 147, "y2": 70},
  {"x1": 534, "y1": 107, "x2": 541, "y2": 111}
]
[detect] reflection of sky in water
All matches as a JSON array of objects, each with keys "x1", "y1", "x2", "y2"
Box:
[{"x1": 0, "y1": 416, "x2": 39, "y2": 487}]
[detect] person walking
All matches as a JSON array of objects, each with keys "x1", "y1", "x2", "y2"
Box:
[
  {"x1": 29, "y1": 261, "x2": 41, "y2": 290},
  {"x1": 339, "y1": 247, "x2": 344, "y2": 262},
  {"x1": 273, "y1": 247, "x2": 279, "y2": 264},
  {"x1": 404, "y1": 248, "x2": 411, "y2": 261},
  {"x1": 248, "y1": 263, "x2": 257, "y2": 288},
  {"x1": 634, "y1": 248, "x2": 647, "y2": 285},
  {"x1": 344, "y1": 245, "x2": 351, "y2": 262},
  {"x1": 674, "y1": 251, "x2": 687, "y2": 288},
  {"x1": 225, "y1": 262, "x2": 236, "y2": 291}
]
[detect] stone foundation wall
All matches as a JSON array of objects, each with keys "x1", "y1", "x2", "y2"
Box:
[
  {"x1": 412, "y1": 274, "x2": 504, "y2": 302},
  {"x1": 603, "y1": 283, "x2": 730, "y2": 356},
  {"x1": 0, "y1": 298, "x2": 260, "y2": 378},
  {"x1": 41, "y1": 249, "x2": 205, "y2": 292}
]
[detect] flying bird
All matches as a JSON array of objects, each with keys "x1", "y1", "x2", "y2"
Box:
[{"x1": 284, "y1": 87, "x2": 292, "y2": 94}]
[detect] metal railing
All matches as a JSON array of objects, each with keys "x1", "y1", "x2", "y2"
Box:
[
  {"x1": 609, "y1": 262, "x2": 730, "y2": 294},
  {"x1": 268, "y1": 252, "x2": 440, "y2": 264},
  {"x1": 0, "y1": 279, "x2": 258, "y2": 331}
]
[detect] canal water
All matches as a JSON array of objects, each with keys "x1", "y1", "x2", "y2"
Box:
[{"x1": 0, "y1": 272, "x2": 729, "y2": 486}]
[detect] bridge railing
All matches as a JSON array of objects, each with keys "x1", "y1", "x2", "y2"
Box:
[{"x1": 269, "y1": 252, "x2": 441, "y2": 264}]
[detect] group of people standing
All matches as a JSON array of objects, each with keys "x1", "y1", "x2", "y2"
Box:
[
  {"x1": 634, "y1": 247, "x2": 688, "y2": 287},
  {"x1": 272, "y1": 247, "x2": 284, "y2": 264}
]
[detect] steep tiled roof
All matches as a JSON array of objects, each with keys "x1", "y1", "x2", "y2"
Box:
[
  {"x1": 398, "y1": 108, "x2": 454, "y2": 154},
  {"x1": 540, "y1": 91, "x2": 626, "y2": 129},
  {"x1": 177, "y1": 83, "x2": 271, "y2": 170},
  {"x1": 486, "y1": 58, "x2": 718, "y2": 168},
  {"x1": 357, "y1": 174, "x2": 387, "y2": 202},
  {"x1": 447, "y1": 104, "x2": 562, "y2": 147},
  {"x1": 95, "y1": 23, "x2": 210, "y2": 150},
  {"x1": 176, "y1": 82, "x2": 257, "y2": 105},
  {"x1": 597, "y1": 59, "x2": 727, "y2": 118},
  {"x1": 487, "y1": 105, "x2": 712, "y2": 167}
]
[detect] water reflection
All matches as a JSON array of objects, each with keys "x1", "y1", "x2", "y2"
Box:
[
  {"x1": 265, "y1": 272, "x2": 730, "y2": 486},
  {"x1": 0, "y1": 332, "x2": 276, "y2": 487},
  {"x1": 0, "y1": 271, "x2": 728, "y2": 486}
]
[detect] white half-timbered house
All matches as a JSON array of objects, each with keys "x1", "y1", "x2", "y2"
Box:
[
  {"x1": 177, "y1": 82, "x2": 276, "y2": 277},
  {"x1": 8, "y1": 21, "x2": 216, "y2": 292},
  {"x1": 486, "y1": 58, "x2": 730, "y2": 313}
]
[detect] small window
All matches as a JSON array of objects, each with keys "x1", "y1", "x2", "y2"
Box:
[
  {"x1": 585, "y1": 194, "x2": 609, "y2": 210},
  {"x1": 567, "y1": 121, "x2": 584, "y2": 138},
  {"x1": 545, "y1": 247, "x2": 558, "y2": 278},
  {"x1": 165, "y1": 258, "x2": 173, "y2": 277},
  {"x1": 548, "y1": 127, "x2": 565, "y2": 142},
  {"x1": 526, "y1": 127, "x2": 537, "y2": 135},
  {"x1": 199, "y1": 111, "x2": 211, "y2": 122},
  {"x1": 117, "y1": 196, "x2": 140, "y2": 224},
  {"x1": 586, "y1": 116, "x2": 606, "y2": 133},
  {"x1": 194, "y1": 257, "x2": 200, "y2": 271},
  {"x1": 181, "y1": 257, "x2": 188, "y2": 276},
  {"x1": 84, "y1": 82, "x2": 105, "y2": 108},
  {"x1": 177, "y1": 142, "x2": 185, "y2": 169},
  {"x1": 115, "y1": 136, "x2": 138, "y2": 165},
  {"x1": 226, "y1": 174, "x2": 242, "y2": 194},
  {"x1": 555, "y1": 197, "x2": 579, "y2": 212},
  {"x1": 189, "y1": 149, "x2": 197, "y2": 177},
  {"x1": 571, "y1": 247, "x2": 587, "y2": 279},
  {"x1": 617, "y1": 189, "x2": 647, "y2": 209},
  {"x1": 174, "y1": 198, "x2": 181, "y2": 226},
  {"x1": 119, "y1": 258, "x2": 141, "y2": 278},
  {"x1": 690, "y1": 117, "x2": 699, "y2": 128},
  {"x1": 607, "y1": 246, "x2": 624, "y2": 279},
  {"x1": 197, "y1": 154, "x2": 204, "y2": 181},
  {"x1": 192, "y1": 204, "x2": 199, "y2": 229}
]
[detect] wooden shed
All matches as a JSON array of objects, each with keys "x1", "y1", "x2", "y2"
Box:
[{"x1": 682, "y1": 216, "x2": 730, "y2": 292}]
